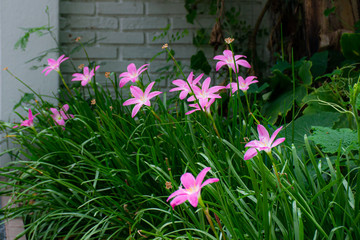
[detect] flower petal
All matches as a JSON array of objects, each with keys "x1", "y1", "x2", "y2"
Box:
[
  {"x1": 137, "y1": 64, "x2": 149, "y2": 75},
  {"x1": 145, "y1": 82, "x2": 156, "y2": 96},
  {"x1": 81, "y1": 80, "x2": 89, "y2": 86},
  {"x1": 28, "y1": 109, "x2": 33, "y2": 119},
  {"x1": 269, "y1": 126, "x2": 283, "y2": 145},
  {"x1": 131, "y1": 104, "x2": 143, "y2": 118},
  {"x1": 172, "y1": 79, "x2": 186, "y2": 87},
  {"x1": 180, "y1": 173, "x2": 196, "y2": 189},
  {"x1": 215, "y1": 61, "x2": 227, "y2": 71},
  {"x1": 50, "y1": 108, "x2": 59, "y2": 115},
  {"x1": 222, "y1": 50, "x2": 233, "y2": 59},
  {"x1": 61, "y1": 104, "x2": 69, "y2": 112},
  {"x1": 213, "y1": 55, "x2": 227, "y2": 61},
  {"x1": 195, "y1": 167, "x2": 210, "y2": 187},
  {"x1": 193, "y1": 73, "x2": 204, "y2": 85},
  {"x1": 127, "y1": 63, "x2": 136, "y2": 73},
  {"x1": 123, "y1": 98, "x2": 139, "y2": 106},
  {"x1": 147, "y1": 91, "x2": 162, "y2": 100},
  {"x1": 130, "y1": 86, "x2": 144, "y2": 99},
  {"x1": 167, "y1": 188, "x2": 187, "y2": 202},
  {"x1": 200, "y1": 178, "x2": 219, "y2": 188},
  {"x1": 236, "y1": 59, "x2": 251, "y2": 68},
  {"x1": 245, "y1": 140, "x2": 262, "y2": 148},
  {"x1": 188, "y1": 193, "x2": 199, "y2": 207},
  {"x1": 186, "y1": 72, "x2": 194, "y2": 83},
  {"x1": 185, "y1": 108, "x2": 199, "y2": 115},
  {"x1": 119, "y1": 78, "x2": 131, "y2": 87},
  {"x1": 179, "y1": 91, "x2": 188, "y2": 100},
  {"x1": 257, "y1": 125, "x2": 270, "y2": 142},
  {"x1": 170, "y1": 195, "x2": 188, "y2": 209},
  {"x1": 202, "y1": 77, "x2": 211, "y2": 92},
  {"x1": 271, "y1": 137, "x2": 286, "y2": 148},
  {"x1": 187, "y1": 96, "x2": 195, "y2": 102},
  {"x1": 244, "y1": 148, "x2": 258, "y2": 160}
]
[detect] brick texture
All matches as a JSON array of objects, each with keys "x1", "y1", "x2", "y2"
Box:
[
  {"x1": 60, "y1": 2, "x2": 95, "y2": 15},
  {"x1": 122, "y1": 17, "x2": 168, "y2": 30},
  {"x1": 98, "y1": 2, "x2": 144, "y2": 15},
  {"x1": 60, "y1": 0, "x2": 269, "y2": 91}
]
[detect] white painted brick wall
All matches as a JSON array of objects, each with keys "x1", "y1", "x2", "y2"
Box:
[
  {"x1": 98, "y1": 2, "x2": 144, "y2": 15},
  {"x1": 60, "y1": 0, "x2": 269, "y2": 91},
  {"x1": 60, "y1": 2, "x2": 95, "y2": 15},
  {"x1": 67, "y1": 16, "x2": 118, "y2": 29},
  {"x1": 122, "y1": 17, "x2": 169, "y2": 30}
]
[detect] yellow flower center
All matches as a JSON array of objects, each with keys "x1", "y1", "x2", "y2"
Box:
[{"x1": 186, "y1": 185, "x2": 199, "y2": 194}]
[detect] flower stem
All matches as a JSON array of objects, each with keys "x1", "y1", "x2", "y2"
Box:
[
  {"x1": 198, "y1": 198, "x2": 219, "y2": 239},
  {"x1": 244, "y1": 91, "x2": 251, "y2": 113},
  {"x1": 151, "y1": 109, "x2": 162, "y2": 122},
  {"x1": 267, "y1": 152, "x2": 282, "y2": 188},
  {"x1": 208, "y1": 113, "x2": 221, "y2": 138},
  {"x1": 5, "y1": 69, "x2": 44, "y2": 103},
  {"x1": 58, "y1": 71, "x2": 73, "y2": 96}
]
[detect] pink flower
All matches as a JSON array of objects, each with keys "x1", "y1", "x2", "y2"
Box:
[
  {"x1": 42, "y1": 55, "x2": 69, "y2": 76},
  {"x1": 123, "y1": 82, "x2": 162, "y2": 118},
  {"x1": 13, "y1": 109, "x2": 39, "y2": 128},
  {"x1": 119, "y1": 63, "x2": 149, "y2": 87},
  {"x1": 50, "y1": 104, "x2": 74, "y2": 126},
  {"x1": 213, "y1": 50, "x2": 251, "y2": 73},
  {"x1": 169, "y1": 72, "x2": 203, "y2": 100},
  {"x1": 167, "y1": 167, "x2": 219, "y2": 209},
  {"x1": 187, "y1": 77, "x2": 226, "y2": 106},
  {"x1": 227, "y1": 76, "x2": 258, "y2": 94},
  {"x1": 244, "y1": 124, "x2": 286, "y2": 160},
  {"x1": 186, "y1": 98, "x2": 215, "y2": 115},
  {"x1": 72, "y1": 66, "x2": 100, "y2": 86}
]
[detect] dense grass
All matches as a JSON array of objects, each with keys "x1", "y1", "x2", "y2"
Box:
[{"x1": 1, "y1": 46, "x2": 359, "y2": 239}]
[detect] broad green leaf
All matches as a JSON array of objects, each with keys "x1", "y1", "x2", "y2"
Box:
[
  {"x1": 190, "y1": 50, "x2": 211, "y2": 74},
  {"x1": 262, "y1": 86, "x2": 306, "y2": 124},
  {"x1": 298, "y1": 60, "x2": 313, "y2": 86},
  {"x1": 314, "y1": 68, "x2": 341, "y2": 81},
  {"x1": 271, "y1": 60, "x2": 291, "y2": 72},
  {"x1": 269, "y1": 69, "x2": 293, "y2": 87},
  {"x1": 310, "y1": 51, "x2": 328, "y2": 78},
  {"x1": 285, "y1": 112, "x2": 341, "y2": 146},
  {"x1": 13, "y1": 93, "x2": 35, "y2": 110},
  {"x1": 308, "y1": 126, "x2": 358, "y2": 154},
  {"x1": 340, "y1": 33, "x2": 360, "y2": 60},
  {"x1": 302, "y1": 85, "x2": 342, "y2": 115}
]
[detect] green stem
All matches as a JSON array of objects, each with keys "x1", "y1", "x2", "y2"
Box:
[
  {"x1": 208, "y1": 113, "x2": 221, "y2": 138},
  {"x1": 244, "y1": 91, "x2": 251, "y2": 113},
  {"x1": 58, "y1": 71, "x2": 73, "y2": 96},
  {"x1": 198, "y1": 197, "x2": 219, "y2": 240},
  {"x1": 151, "y1": 108, "x2": 162, "y2": 122},
  {"x1": 5, "y1": 69, "x2": 44, "y2": 103},
  {"x1": 78, "y1": 41, "x2": 91, "y2": 65},
  {"x1": 267, "y1": 152, "x2": 282, "y2": 188}
]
